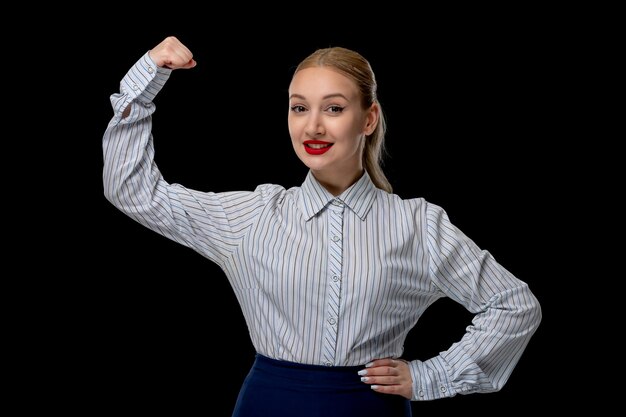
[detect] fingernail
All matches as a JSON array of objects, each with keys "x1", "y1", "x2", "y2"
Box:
[
  {"x1": 365, "y1": 362, "x2": 374, "y2": 368},
  {"x1": 371, "y1": 385, "x2": 380, "y2": 390},
  {"x1": 358, "y1": 369, "x2": 368, "y2": 376},
  {"x1": 360, "y1": 377, "x2": 369, "y2": 382}
]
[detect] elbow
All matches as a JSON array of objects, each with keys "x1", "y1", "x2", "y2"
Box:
[
  {"x1": 103, "y1": 188, "x2": 121, "y2": 210},
  {"x1": 103, "y1": 187, "x2": 117, "y2": 206},
  {"x1": 489, "y1": 284, "x2": 542, "y2": 338},
  {"x1": 509, "y1": 290, "x2": 542, "y2": 343},
  {"x1": 533, "y1": 295, "x2": 542, "y2": 326},
  {"x1": 510, "y1": 288, "x2": 542, "y2": 338},
  {"x1": 526, "y1": 290, "x2": 542, "y2": 333}
]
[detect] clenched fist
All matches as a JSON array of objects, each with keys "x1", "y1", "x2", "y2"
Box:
[{"x1": 148, "y1": 36, "x2": 196, "y2": 70}]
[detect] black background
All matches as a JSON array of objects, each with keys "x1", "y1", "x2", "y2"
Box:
[{"x1": 52, "y1": 12, "x2": 594, "y2": 415}]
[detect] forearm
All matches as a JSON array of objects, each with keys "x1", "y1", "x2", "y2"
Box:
[
  {"x1": 102, "y1": 103, "x2": 164, "y2": 214},
  {"x1": 408, "y1": 282, "x2": 541, "y2": 400}
]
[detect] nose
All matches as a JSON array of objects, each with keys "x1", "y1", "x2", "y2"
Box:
[{"x1": 305, "y1": 112, "x2": 325, "y2": 138}]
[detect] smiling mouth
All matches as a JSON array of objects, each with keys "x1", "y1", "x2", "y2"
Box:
[
  {"x1": 304, "y1": 140, "x2": 333, "y2": 155},
  {"x1": 306, "y1": 143, "x2": 332, "y2": 149}
]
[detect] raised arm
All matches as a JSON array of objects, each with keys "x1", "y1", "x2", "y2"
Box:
[
  {"x1": 102, "y1": 37, "x2": 251, "y2": 266},
  {"x1": 103, "y1": 36, "x2": 195, "y2": 238}
]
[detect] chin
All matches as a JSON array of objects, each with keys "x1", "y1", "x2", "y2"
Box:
[{"x1": 299, "y1": 156, "x2": 328, "y2": 171}]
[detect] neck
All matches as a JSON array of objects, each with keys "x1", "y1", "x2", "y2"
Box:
[{"x1": 312, "y1": 168, "x2": 364, "y2": 196}]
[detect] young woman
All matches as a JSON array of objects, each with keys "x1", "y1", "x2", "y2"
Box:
[{"x1": 103, "y1": 36, "x2": 541, "y2": 417}]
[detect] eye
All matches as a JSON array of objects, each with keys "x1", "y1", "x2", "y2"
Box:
[
  {"x1": 290, "y1": 105, "x2": 307, "y2": 113},
  {"x1": 327, "y1": 105, "x2": 344, "y2": 114}
]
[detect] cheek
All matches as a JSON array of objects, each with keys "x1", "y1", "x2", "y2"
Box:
[
  {"x1": 287, "y1": 118, "x2": 306, "y2": 140},
  {"x1": 332, "y1": 118, "x2": 362, "y2": 140},
  {"x1": 287, "y1": 117, "x2": 301, "y2": 139}
]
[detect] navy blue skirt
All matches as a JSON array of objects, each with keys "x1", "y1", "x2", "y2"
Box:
[{"x1": 232, "y1": 354, "x2": 412, "y2": 417}]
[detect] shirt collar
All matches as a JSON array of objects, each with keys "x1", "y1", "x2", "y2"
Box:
[{"x1": 298, "y1": 170, "x2": 378, "y2": 221}]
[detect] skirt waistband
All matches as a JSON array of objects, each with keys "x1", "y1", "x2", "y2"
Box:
[
  {"x1": 252, "y1": 354, "x2": 365, "y2": 389},
  {"x1": 233, "y1": 354, "x2": 412, "y2": 416}
]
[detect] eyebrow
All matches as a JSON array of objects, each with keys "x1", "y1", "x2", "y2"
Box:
[{"x1": 289, "y1": 93, "x2": 349, "y2": 101}]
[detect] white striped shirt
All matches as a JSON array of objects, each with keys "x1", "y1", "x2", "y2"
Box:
[{"x1": 103, "y1": 53, "x2": 541, "y2": 401}]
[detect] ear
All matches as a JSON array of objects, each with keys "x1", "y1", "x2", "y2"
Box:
[{"x1": 363, "y1": 102, "x2": 380, "y2": 136}]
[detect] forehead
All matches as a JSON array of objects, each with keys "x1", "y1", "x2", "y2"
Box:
[{"x1": 289, "y1": 67, "x2": 359, "y2": 99}]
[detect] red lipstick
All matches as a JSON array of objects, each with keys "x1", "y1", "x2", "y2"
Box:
[{"x1": 303, "y1": 140, "x2": 333, "y2": 155}]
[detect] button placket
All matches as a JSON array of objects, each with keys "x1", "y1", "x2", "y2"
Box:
[{"x1": 322, "y1": 199, "x2": 344, "y2": 366}]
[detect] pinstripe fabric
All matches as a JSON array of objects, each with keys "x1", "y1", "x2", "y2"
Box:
[{"x1": 103, "y1": 53, "x2": 542, "y2": 401}]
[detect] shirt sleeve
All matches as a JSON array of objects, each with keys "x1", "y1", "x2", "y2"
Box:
[
  {"x1": 102, "y1": 52, "x2": 273, "y2": 267},
  {"x1": 407, "y1": 202, "x2": 542, "y2": 401}
]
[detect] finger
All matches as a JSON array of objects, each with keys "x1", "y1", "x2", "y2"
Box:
[
  {"x1": 169, "y1": 39, "x2": 193, "y2": 62},
  {"x1": 179, "y1": 59, "x2": 197, "y2": 69},
  {"x1": 370, "y1": 384, "x2": 402, "y2": 394},
  {"x1": 370, "y1": 383, "x2": 412, "y2": 399},
  {"x1": 359, "y1": 365, "x2": 398, "y2": 377},
  {"x1": 179, "y1": 43, "x2": 194, "y2": 59},
  {"x1": 164, "y1": 49, "x2": 193, "y2": 69},
  {"x1": 151, "y1": 36, "x2": 194, "y2": 69},
  {"x1": 164, "y1": 57, "x2": 194, "y2": 70},
  {"x1": 360, "y1": 375, "x2": 400, "y2": 385}
]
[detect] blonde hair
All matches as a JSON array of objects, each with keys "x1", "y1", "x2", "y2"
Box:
[{"x1": 294, "y1": 47, "x2": 392, "y2": 193}]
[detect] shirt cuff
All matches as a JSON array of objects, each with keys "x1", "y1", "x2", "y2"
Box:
[
  {"x1": 120, "y1": 51, "x2": 172, "y2": 104},
  {"x1": 408, "y1": 356, "x2": 456, "y2": 401}
]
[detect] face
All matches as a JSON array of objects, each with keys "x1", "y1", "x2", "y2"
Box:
[{"x1": 288, "y1": 67, "x2": 377, "y2": 181}]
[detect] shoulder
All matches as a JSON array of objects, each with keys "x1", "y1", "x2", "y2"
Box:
[
  {"x1": 253, "y1": 183, "x2": 302, "y2": 206},
  {"x1": 376, "y1": 191, "x2": 452, "y2": 223},
  {"x1": 376, "y1": 189, "x2": 429, "y2": 212},
  {"x1": 254, "y1": 183, "x2": 287, "y2": 197}
]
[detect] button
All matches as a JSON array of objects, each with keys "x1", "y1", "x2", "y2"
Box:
[
  {"x1": 418, "y1": 389, "x2": 424, "y2": 397},
  {"x1": 147, "y1": 66, "x2": 154, "y2": 73},
  {"x1": 325, "y1": 362, "x2": 332, "y2": 366},
  {"x1": 332, "y1": 235, "x2": 340, "y2": 242},
  {"x1": 132, "y1": 84, "x2": 139, "y2": 90},
  {"x1": 328, "y1": 317, "x2": 336, "y2": 325},
  {"x1": 332, "y1": 275, "x2": 339, "y2": 282},
  {"x1": 440, "y1": 386, "x2": 447, "y2": 392},
  {"x1": 332, "y1": 199, "x2": 342, "y2": 206}
]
